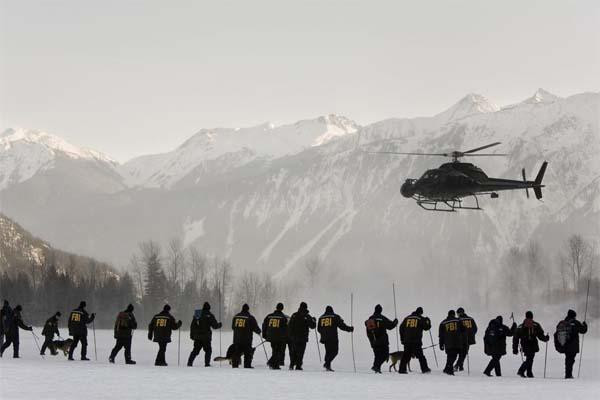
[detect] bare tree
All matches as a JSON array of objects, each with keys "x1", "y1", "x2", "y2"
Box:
[
  {"x1": 565, "y1": 235, "x2": 591, "y2": 293},
  {"x1": 304, "y1": 256, "x2": 322, "y2": 289},
  {"x1": 167, "y1": 237, "x2": 186, "y2": 294},
  {"x1": 188, "y1": 246, "x2": 207, "y2": 291}
]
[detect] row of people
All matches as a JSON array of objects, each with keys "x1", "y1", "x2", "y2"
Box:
[{"x1": 0, "y1": 299, "x2": 588, "y2": 379}]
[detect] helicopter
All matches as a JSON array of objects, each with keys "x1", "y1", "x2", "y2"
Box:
[{"x1": 368, "y1": 142, "x2": 548, "y2": 212}]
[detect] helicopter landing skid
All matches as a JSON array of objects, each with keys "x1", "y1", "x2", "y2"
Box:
[{"x1": 414, "y1": 194, "x2": 482, "y2": 212}]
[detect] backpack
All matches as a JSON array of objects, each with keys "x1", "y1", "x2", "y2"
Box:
[
  {"x1": 365, "y1": 318, "x2": 378, "y2": 342},
  {"x1": 115, "y1": 312, "x2": 130, "y2": 331},
  {"x1": 554, "y1": 320, "x2": 571, "y2": 354},
  {"x1": 193, "y1": 309, "x2": 203, "y2": 320}
]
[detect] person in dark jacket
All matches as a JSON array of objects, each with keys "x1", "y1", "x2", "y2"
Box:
[
  {"x1": 231, "y1": 303, "x2": 261, "y2": 368},
  {"x1": 317, "y1": 305, "x2": 354, "y2": 371},
  {"x1": 558, "y1": 309, "x2": 588, "y2": 379},
  {"x1": 455, "y1": 307, "x2": 477, "y2": 372},
  {"x1": 288, "y1": 302, "x2": 316, "y2": 370},
  {"x1": 398, "y1": 307, "x2": 432, "y2": 374},
  {"x1": 0, "y1": 300, "x2": 13, "y2": 350},
  {"x1": 0, "y1": 305, "x2": 32, "y2": 358},
  {"x1": 512, "y1": 311, "x2": 549, "y2": 378},
  {"x1": 109, "y1": 304, "x2": 137, "y2": 364},
  {"x1": 40, "y1": 312, "x2": 61, "y2": 355},
  {"x1": 439, "y1": 310, "x2": 464, "y2": 375},
  {"x1": 262, "y1": 302, "x2": 288, "y2": 369},
  {"x1": 483, "y1": 316, "x2": 516, "y2": 376},
  {"x1": 148, "y1": 304, "x2": 182, "y2": 366},
  {"x1": 67, "y1": 301, "x2": 95, "y2": 361},
  {"x1": 187, "y1": 302, "x2": 222, "y2": 367},
  {"x1": 365, "y1": 304, "x2": 398, "y2": 373}
]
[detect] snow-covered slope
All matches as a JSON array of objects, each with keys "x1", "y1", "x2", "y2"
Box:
[
  {"x1": 120, "y1": 114, "x2": 359, "y2": 188},
  {"x1": 0, "y1": 128, "x2": 119, "y2": 191}
]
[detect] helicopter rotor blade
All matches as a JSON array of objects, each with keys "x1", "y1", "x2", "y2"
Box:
[
  {"x1": 364, "y1": 151, "x2": 448, "y2": 156},
  {"x1": 462, "y1": 142, "x2": 502, "y2": 154},
  {"x1": 462, "y1": 153, "x2": 508, "y2": 157}
]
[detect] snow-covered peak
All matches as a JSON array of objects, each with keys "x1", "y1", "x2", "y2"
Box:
[
  {"x1": 522, "y1": 88, "x2": 560, "y2": 104},
  {"x1": 1, "y1": 128, "x2": 115, "y2": 163},
  {"x1": 121, "y1": 115, "x2": 360, "y2": 188},
  {"x1": 436, "y1": 93, "x2": 500, "y2": 122}
]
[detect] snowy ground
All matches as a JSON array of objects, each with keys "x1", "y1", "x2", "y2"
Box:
[{"x1": 1, "y1": 328, "x2": 598, "y2": 399}]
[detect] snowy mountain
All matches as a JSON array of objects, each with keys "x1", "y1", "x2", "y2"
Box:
[
  {"x1": 0, "y1": 90, "x2": 598, "y2": 296},
  {"x1": 120, "y1": 114, "x2": 359, "y2": 188}
]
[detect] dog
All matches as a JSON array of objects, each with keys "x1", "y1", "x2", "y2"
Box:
[
  {"x1": 52, "y1": 339, "x2": 74, "y2": 356},
  {"x1": 213, "y1": 344, "x2": 256, "y2": 367},
  {"x1": 387, "y1": 351, "x2": 413, "y2": 372}
]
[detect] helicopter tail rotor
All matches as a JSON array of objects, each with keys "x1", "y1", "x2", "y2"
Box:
[
  {"x1": 522, "y1": 168, "x2": 530, "y2": 199},
  {"x1": 533, "y1": 161, "x2": 548, "y2": 200}
]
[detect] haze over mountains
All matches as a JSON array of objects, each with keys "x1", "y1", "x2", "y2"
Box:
[{"x1": 1, "y1": 89, "x2": 598, "y2": 296}]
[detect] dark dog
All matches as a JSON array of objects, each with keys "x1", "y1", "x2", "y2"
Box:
[
  {"x1": 52, "y1": 339, "x2": 74, "y2": 356},
  {"x1": 387, "y1": 351, "x2": 412, "y2": 372},
  {"x1": 213, "y1": 344, "x2": 256, "y2": 367}
]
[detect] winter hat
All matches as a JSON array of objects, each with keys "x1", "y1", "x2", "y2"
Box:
[
  {"x1": 3, "y1": 300, "x2": 8, "y2": 307},
  {"x1": 203, "y1": 302, "x2": 211, "y2": 310},
  {"x1": 567, "y1": 309, "x2": 576, "y2": 319},
  {"x1": 242, "y1": 303, "x2": 250, "y2": 312},
  {"x1": 325, "y1": 305, "x2": 334, "y2": 314},
  {"x1": 448, "y1": 310, "x2": 455, "y2": 317},
  {"x1": 55, "y1": 311, "x2": 62, "y2": 317},
  {"x1": 525, "y1": 311, "x2": 533, "y2": 319},
  {"x1": 15, "y1": 304, "x2": 22, "y2": 311},
  {"x1": 79, "y1": 301, "x2": 87, "y2": 309},
  {"x1": 126, "y1": 304, "x2": 134, "y2": 312},
  {"x1": 163, "y1": 304, "x2": 171, "y2": 312},
  {"x1": 415, "y1": 307, "x2": 423, "y2": 315},
  {"x1": 299, "y1": 302, "x2": 308, "y2": 310},
  {"x1": 457, "y1": 307, "x2": 465, "y2": 315},
  {"x1": 374, "y1": 304, "x2": 383, "y2": 314},
  {"x1": 495, "y1": 316, "x2": 503, "y2": 324},
  {"x1": 276, "y1": 303, "x2": 284, "y2": 311}
]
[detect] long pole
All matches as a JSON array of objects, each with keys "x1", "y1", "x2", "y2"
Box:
[
  {"x1": 350, "y1": 293, "x2": 356, "y2": 373},
  {"x1": 467, "y1": 353, "x2": 470, "y2": 376},
  {"x1": 219, "y1": 281, "x2": 222, "y2": 368},
  {"x1": 92, "y1": 319, "x2": 97, "y2": 361},
  {"x1": 177, "y1": 328, "x2": 181, "y2": 366},
  {"x1": 543, "y1": 341, "x2": 548, "y2": 378},
  {"x1": 314, "y1": 327, "x2": 322, "y2": 363},
  {"x1": 429, "y1": 330, "x2": 438, "y2": 368},
  {"x1": 258, "y1": 333, "x2": 269, "y2": 362},
  {"x1": 392, "y1": 283, "x2": 400, "y2": 351},
  {"x1": 31, "y1": 331, "x2": 44, "y2": 359},
  {"x1": 577, "y1": 278, "x2": 591, "y2": 378}
]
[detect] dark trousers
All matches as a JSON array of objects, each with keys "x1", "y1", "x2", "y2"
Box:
[
  {"x1": 323, "y1": 341, "x2": 339, "y2": 367},
  {"x1": 484, "y1": 354, "x2": 502, "y2": 376},
  {"x1": 0, "y1": 335, "x2": 19, "y2": 357},
  {"x1": 231, "y1": 343, "x2": 254, "y2": 368},
  {"x1": 289, "y1": 340, "x2": 307, "y2": 368},
  {"x1": 456, "y1": 344, "x2": 470, "y2": 369},
  {"x1": 372, "y1": 345, "x2": 389, "y2": 371},
  {"x1": 68, "y1": 335, "x2": 88, "y2": 359},
  {"x1": 110, "y1": 337, "x2": 132, "y2": 362},
  {"x1": 399, "y1": 343, "x2": 429, "y2": 373},
  {"x1": 444, "y1": 349, "x2": 459, "y2": 373},
  {"x1": 188, "y1": 338, "x2": 212, "y2": 366},
  {"x1": 155, "y1": 341, "x2": 168, "y2": 365},
  {"x1": 268, "y1": 341, "x2": 286, "y2": 368},
  {"x1": 565, "y1": 352, "x2": 577, "y2": 378},
  {"x1": 518, "y1": 351, "x2": 535, "y2": 377},
  {"x1": 40, "y1": 336, "x2": 57, "y2": 355}
]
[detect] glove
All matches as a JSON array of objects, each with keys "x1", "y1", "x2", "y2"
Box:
[
  {"x1": 28, "y1": 326, "x2": 33, "y2": 331},
  {"x1": 544, "y1": 334, "x2": 550, "y2": 341},
  {"x1": 393, "y1": 318, "x2": 398, "y2": 325},
  {"x1": 513, "y1": 349, "x2": 518, "y2": 355},
  {"x1": 216, "y1": 322, "x2": 223, "y2": 329},
  {"x1": 582, "y1": 321, "x2": 587, "y2": 328},
  {"x1": 349, "y1": 326, "x2": 354, "y2": 332},
  {"x1": 257, "y1": 328, "x2": 262, "y2": 335},
  {"x1": 439, "y1": 343, "x2": 444, "y2": 351},
  {"x1": 177, "y1": 320, "x2": 183, "y2": 328},
  {"x1": 91, "y1": 313, "x2": 96, "y2": 318}
]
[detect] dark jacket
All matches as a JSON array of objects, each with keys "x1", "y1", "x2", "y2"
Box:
[
  {"x1": 0, "y1": 304, "x2": 13, "y2": 334},
  {"x1": 399, "y1": 313, "x2": 431, "y2": 346},
  {"x1": 262, "y1": 310, "x2": 288, "y2": 343},
  {"x1": 288, "y1": 309, "x2": 316, "y2": 343},
  {"x1": 317, "y1": 312, "x2": 352, "y2": 343},
  {"x1": 458, "y1": 313, "x2": 478, "y2": 346},
  {"x1": 4, "y1": 309, "x2": 32, "y2": 339},
  {"x1": 114, "y1": 311, "x2": 137, "y2": 339},
  {"x1": 484, "y1": 319, "x2": 516, "y2": 356},
  {"x1": 439, "y1": 316, "x2": 464, "y2": 351},
  {"x1": 365, "y1": 313, "x2": 397, "y2": 348},
  {"x1": 232, "y1": 310, "x2": 261, "y2": 346},
  {"x1": 559, "y1": 318, "x2": 588, "y2": 354},
  {"x1": 68, "y1": 307, "x2": 94, "y2": 337},
  {"x1": 190, "y1": 309, "x2": 221, "y2": 341},
  {"x1": 512, "y1": 318, "x2": 548, "y2": 354},
  {"x1": 148, "y1": 311, "x2": 181, "y2": 343},
  {"x1": 42, "y1": 315, "x2": 60, "y2": 338}
]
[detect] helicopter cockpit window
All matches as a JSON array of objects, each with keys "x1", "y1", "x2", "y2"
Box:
[{"x1": 421, "y1": 170, "x2": 438, "y2": 180}]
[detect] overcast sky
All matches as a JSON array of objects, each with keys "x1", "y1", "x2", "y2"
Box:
[{"x1": 1, "y1": 0, "x2": 599, "y2": 162}]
